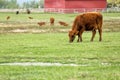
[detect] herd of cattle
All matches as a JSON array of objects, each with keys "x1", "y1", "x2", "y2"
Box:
[
  {"x1": 37, "y1": 17, "x2": 69, "y2": 27},
  {"x1": 6, "y1": 11, "x2": 103, "y2": 43},
  {"x1": 6, "y1": 11, "x2": 69, "y2": 27}
]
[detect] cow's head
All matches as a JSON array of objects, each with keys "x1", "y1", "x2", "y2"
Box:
[{"x1": 68, "y1": 30, "x2": 79, "y2": 43}]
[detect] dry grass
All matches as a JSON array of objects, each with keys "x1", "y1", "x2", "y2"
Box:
[{"x1": 0, "y1": 12, "x2": 120, "y2": 33}]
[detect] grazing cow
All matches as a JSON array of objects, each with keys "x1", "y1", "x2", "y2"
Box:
[
  {"x1": 28, "y1": 17, "x2": 33, "y2": 19},
  {"x1": 50, "y1": 17, "x2": 55, "y2": 25},
  {"x1": 6, "y1": 16, "x2": 10, "y2": 20},
  {"x1": 68, "y1": 12, "x2": 103, "y2": 43},
  {"x1": 58, "y1": 21, "x2": 68, "y2": 26},
  {"x1": 37, "y1": 22, "x2": 46, "y2": 26}
]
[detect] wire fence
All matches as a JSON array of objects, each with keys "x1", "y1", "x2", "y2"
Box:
[
  {"x1": 0, "y1": 8, "x2": 120, "y2": 13},
  {"x1": 44, "y1": 8, "x2": 103, "y2": 13},
  {"x1": 44, "y1": 8, "x2": 120, "y2": 13}
]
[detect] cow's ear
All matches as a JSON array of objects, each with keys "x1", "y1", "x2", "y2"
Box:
[
  {"x1": 69, "y1": 30, "x2": 72, "y2": 33},
  {"x1": 68, "y1": 30, "x2": 72, "y2": 36},
  {"x1": 69, "y1": 30, "x2": 73, "y2": 34},
  {"x1": 75, "y1": 31, "x2": 79, "y2": 35},
  {"x1": 69, "y1": 30, "x2": 71, "y2": 33}
]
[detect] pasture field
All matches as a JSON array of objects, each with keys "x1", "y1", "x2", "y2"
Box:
[
  {"x1": 0, "y1": 12, "x2": 120, "y2": 32},
  {"x1": 0, "y1": 12, "x2": 120, "y2": 80},
  {"x1": 0, "y1": 32, "x2": 120, "y2": 80}
]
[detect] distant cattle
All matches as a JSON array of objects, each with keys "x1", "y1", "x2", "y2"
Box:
[
  {"x1": 50, "y1": 17, "x2": 55, "y2": 25},
  {"x1": 26, "y1": 9, "x2": 31, "y2": 14},
  {"x1": 16, "y1": 11, "x2": 19, "y2": 15},
  {"x1": 37, "y1": 22, "x2": 46, "y2": 26},
  {"x1": 28, "y1": 17, "x2": 33, "y2": 19},
  {"x1": 6, "y1": 16, "x2": 10, "y2": 20},
  {"x1": 69, "y1": 12, "x2": 103, "y2": 43},
  {"x1": 58, "y1": 21, "x2": 68, "y2": 26}
]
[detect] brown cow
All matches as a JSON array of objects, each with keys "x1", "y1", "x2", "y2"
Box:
[
  {"x1": 6, "y1": 16, "x2": 10, "y2": 20},
  {"x1": 28, "y1": 17, "x2": 33, "y2": 19},
  {"x1": 68, "y1": 12, "x2": 103, "y2": 43},
  {"x1": 37, "y1": 22, "x2": 46, "y2": 26},
  {"x1": 50, "y1": 17, "x2": 55, "y2": 25},
  {"x1": 58, "y1": 21, "x2": 68, "y2": 26}
]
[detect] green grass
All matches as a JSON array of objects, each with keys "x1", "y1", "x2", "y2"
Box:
[
  {"x1": 0, "y1": 65, "x2": 119, "y2": 80},
  {"x1": 0, "y1": 12, "x2": 76, "y2": 22},
  {"x1": 0, "y1": 32, "x2": 120, "y2": 65},
  {"x1": 0, "y1": 12, "x2": 120, "y2": 80}
]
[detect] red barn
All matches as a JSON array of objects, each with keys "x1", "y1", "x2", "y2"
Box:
[{"x1": 44, "y1": 0, "x2": 107, "y2": 13}]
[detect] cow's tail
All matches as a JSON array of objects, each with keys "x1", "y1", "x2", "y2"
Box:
[{"x1": 97, "y1": 13, "x2": 103, "y2": 29}]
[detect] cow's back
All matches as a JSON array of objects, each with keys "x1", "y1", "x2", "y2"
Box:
[
  {"x1": 72, "y1": 12, "x2": 102, "y2": 30},
  {"x1": 79, "y1": 12, "x2": 102, "y2": 25}
]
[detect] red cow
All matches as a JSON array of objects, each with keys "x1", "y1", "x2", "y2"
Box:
[
  {"x1": 50, "y1": 17, "x2": 55, "y2": 25},
  {"x1": 68, "y1": 12, "x2": 103, "y2": 43},
  {"x1": 37, "y1": 22, "x2": 46, "y2": 26},
  {"x1": 58, "y1": 21, "x2": 68, "y2": 26}
]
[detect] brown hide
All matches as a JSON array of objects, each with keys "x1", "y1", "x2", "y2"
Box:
[
  {"x1": 58, "y1": 21, "x2": 68, "y2": 26},
  {"x1": 69, "y1": 12, "x2": 103, "y2": 42},
  {"x1": 50, "y1": 17, "x2": 55, "y2": 25},
  {"x1": 37, "y1": 22, "x2": 46, "y2": 26}
]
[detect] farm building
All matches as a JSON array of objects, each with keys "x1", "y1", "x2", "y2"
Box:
[{"x1": 44, "y1": 0, "x2": 107, "y2": 13}]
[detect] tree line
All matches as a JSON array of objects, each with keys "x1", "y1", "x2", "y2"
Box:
[
  {"x1": 107, "y1": 0, "x2": 120, "y2": 8},
  {"x1": 0, "y1": 0, "x2": 44, "y2": 9}
]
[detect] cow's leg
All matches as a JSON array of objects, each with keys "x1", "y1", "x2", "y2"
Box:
[
  {"x1": 77, "y1": 35, "x2": 80, "y2": 42},
  {"x1": 91, "y1": 29, "x2": 96, "y2": 41},
  {"x1": 98, "y1": 28, "x2": 102, "y2": 41},
  {"x1": 79, "y1": 29, "x2": 84, "y2": 42}
]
